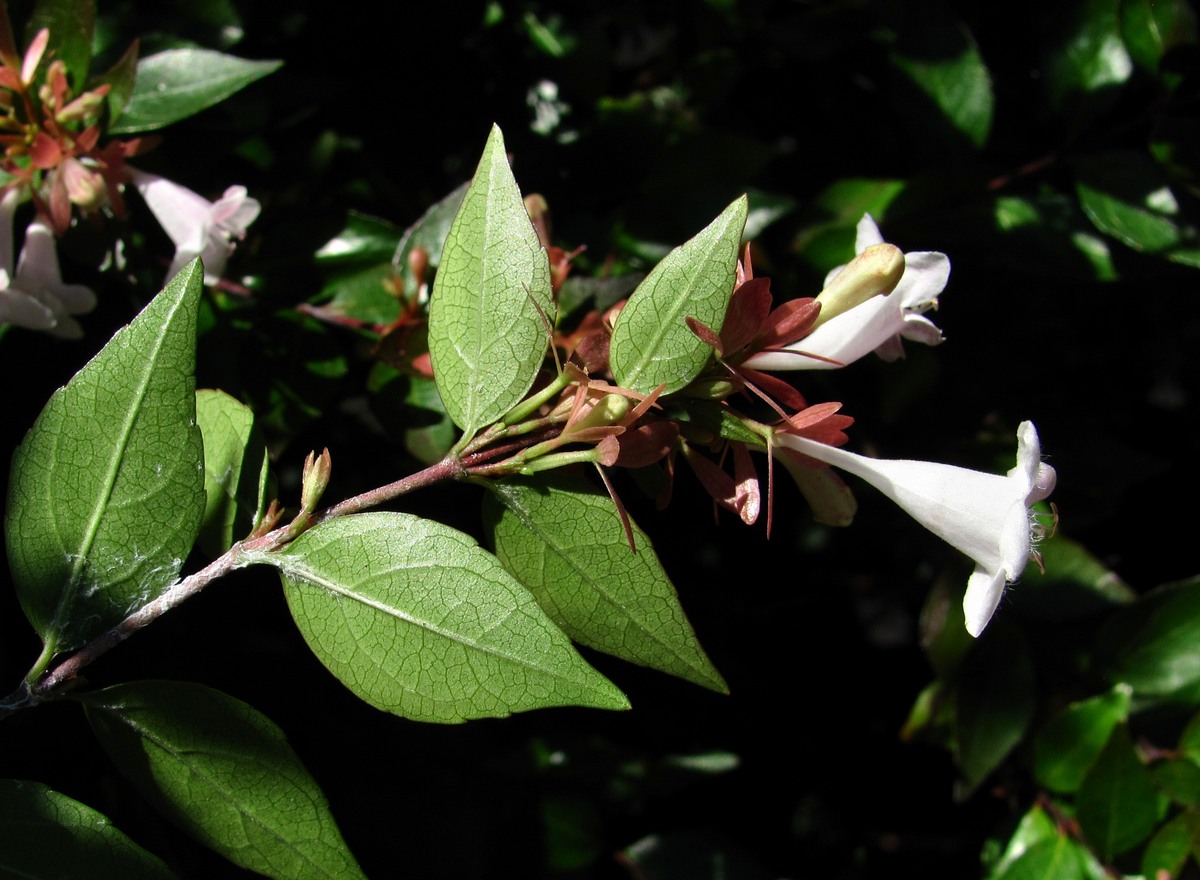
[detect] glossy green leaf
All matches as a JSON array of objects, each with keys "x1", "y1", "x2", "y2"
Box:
[
  {"x1": 27, "y1": 0, "x2": 94, "y2": 90},
  {"x1": 482, "y1": 473, "x2": 727, "y2": 693},
  {"x1": 393, "y1": 181, "x2": 469, "y2": 294},
  {"x1": 1043, "y1": 0, "x2": 1134, "y2": 108},
  {"x1": 988, "y1": 804, "x2": 1061, "y2": 877},
  {"x1": 955, "y1": 624, "x2": 1036, "y2": 789},
  {"x1": 428, "y1": 124, "x2": 553, "y2": 437},
  {"x1": 401, "y1": 375, "x2": 455, "y2": 462},
  {"x1": 1076, "y1": 151, "x2": 1200, "y2": 266},
  {"x1": 314, "y1": 262, "x2": 402, "y2": 327},
  {"x1": 95, "y1": 38, "x2": 139, "y2": 126},
  {"x1": 1100, "y1": 576, "x2": 1200, "y2": 705},
  {"x1": 990, "y1": 837, "x2": 1086, "y2": 880},
  {"x1": 5, "y1": 263, "x2": 205, "y2": 661},
  {"x1": 262, "y1": 512, "x2": 629, "y2": 723},
  {"x1": 792, "y1": 178, "x2": 905, "y2": 271},
  {"x1": 109, "y1": 49, "x2": 282, "y2": 133},
  {"x1": 1151, "y1": 758, "x2": 1200, "y2": 807},
  {"x1": 610, "y1": 195, "x2": 748, "y2": 395},
  {"x1": 314, "y1": 211, "x2": 403, "y2": 265},
  {"x1": 195, "y1": 389, "x2": 269, "y2": 556},
  {"x1": 1015, "y1": 531, "x2": 1135, "y2": 614},
  {"x1": 82, "y1": 681, "x2": 364, "y2": 879},
  {"x1": 991, "y1": 193, "x2": 1118, "y2": 282},
  {"x1": 1034, "y1": 684, "x2": 1132, "y2": 793},
  {"x1": 1077, "y1": 724, "x2": 1164, "y2": 861},
  {"x1": 1142, "y1": 807, "x2": 1200, "y2": 878},
  {"x1": 891, "y1": 19, "x2": 994, "y2": 149},
  {"x1": 0, "y1": 779, "x2": 176, "y2": 879},
  {"x1": 1178, "y1": 709, "x2": 1200, "y2": 765},
  {"x1": 1119, "y1": 0, "x2": 1198, "y2": 72}
]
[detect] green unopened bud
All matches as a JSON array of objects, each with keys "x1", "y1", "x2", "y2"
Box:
[
  {"x1": 300, "y1": 448, "x2": 332, "y2": 514},
  {"x1": 683, "y1": 378, "x2": 739, "y2": 400},
  {"x1": 811, "y1": 243, "x2": 904, "y2": 330},
  {"x1": 572, "y1": 393, "x2": 631, "y2": 432}
]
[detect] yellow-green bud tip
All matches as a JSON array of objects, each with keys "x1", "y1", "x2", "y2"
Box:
[{"x1": 811, "y1": 243, "x2": 904, "y2": 329}]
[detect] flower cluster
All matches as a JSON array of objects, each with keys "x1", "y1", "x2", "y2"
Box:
[
  {"x1": 530, "y1": 212, "x2": 1052, "y2": 636},
  {"x1": 0, "y1": 23, "x2": 260, "y2": 337},
  {"x1": 757, "y1": 215, "x2": 1053, "y2": 635},
  {"x1": 471, "y1": 210, "x2": 1053, "y2": 636}
]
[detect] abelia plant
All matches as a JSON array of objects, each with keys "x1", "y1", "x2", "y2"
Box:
[
  {"x1": 3, "y1": 1, "x2": 1197, "y2": 877},
  {"x1": 0, "y1": 119, "x2": 1055, "y2": 873}
]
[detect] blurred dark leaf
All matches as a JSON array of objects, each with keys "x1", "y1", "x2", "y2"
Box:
[
  {"x1": 955, "y1": 623, "x2": 1036, "y2": 790},
  {"x1": 1077, "y1": 724, "x2": 1164, "y2": 860},
  {"x1": 1033, "y1": 683, "x2": 1131, "y2": 793},
  {"x1": 1100, "y1": 577, "x2": 1200, "y2": 706}
]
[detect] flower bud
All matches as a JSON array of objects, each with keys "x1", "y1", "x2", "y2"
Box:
[
  {"x1": 811, "y1": 243, "x2": 904, "y2": 330},
  {"x1": 300, "y1": 448, "x2": 332, "y2": 514},
  {"x1": 573, "y1": 393, "x2": 631, "y2": 432}
]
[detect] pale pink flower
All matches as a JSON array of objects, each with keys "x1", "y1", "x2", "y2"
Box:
[
  {"x1": 129, "y1": 168, "x2": 260, "y2": 284},
  {"x1": 0, "y1": 189, "x2": 96, "y2": 339}
]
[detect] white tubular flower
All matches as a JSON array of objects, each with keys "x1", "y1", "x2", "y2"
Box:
[
  {"x1": 776, "y1": 421, "x2": 1056, "y2": 636},
  {"x1": 129, "y1": 168, "x2": 261, "y2": 284},
  {"x1": 0, "y1": 189, "x2": 96, "y2": 339},
  {"x1": 745, "y1": 214, "x2": 949, "y2": 371}
]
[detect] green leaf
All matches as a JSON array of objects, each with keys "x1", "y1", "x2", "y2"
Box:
[
  {"x1": 1142, "y1": 807, "x2": 1200, "y2": 879},
  {"x1": 95, "y1": 38, "x2": 139, "y2": 126},
  {"x1": 1151, "y1": 758, "x2": 1200, "y2": 807},
  {"x1": 428, "y1": 124, "x2": 553, "y2": 437},
  {"x1": 1077, "y1": 724, "x2": 1164, "y2": 860},
  {"x1": 990, "y1": 193, "x2": 1118, "y2": 282},
  {"x1": 314, "y1": 211, "x2": 403, "y2": 265},
  {"x1": 990, "y1": 837, "x2": 1087, "y2": 880},
  {"x1": 1178, "y1": 709, "x2": 1200, "y2": 765},
  {"x1": 366, "y1": 367, "x2": 457, "y2": 466},
  {"x1": 195, "y1": 389, "x2": 269, "y2": 556},
  {"x1": 988, "y1": 804, "x2": 1061, "y2": 877},
  {"x1": 261, "y1": 512, "x2": 629, "y2": 723},
  {"x1": 27, "y1": 0, "x2": 94, "y2": 90},
  {"x1": 393, "y1": 180, "x2": 469, "y2": 294},
  {"x1": 5, "y1": 263, "x2": 205, "y2": 661},
  {"x1": 1076, "y1": 150, "x2": 1200, "y2": 266},
  {"x1": 313, "y1": 262, "x2": 402, "y2": 327},
  {"x1": 82, "y1": 681, "x2": 364, "y2": 880},
  {"x1": 891, "y1": 18, "x2": 994, "y2": 149},
  {"x1": 610, "y1": 195, "x2": 748, "y2": 395},
  {"x1": 108, "y1": 49, "x2": 282, "y2": 133},
  {"x1": 482, "y1": 472, "x2": 727, "y2": 693},
  {"x1": 1015, "y1": 531, "x2": 1135, "y2": 615},
  {"x1": 1034, "y1": 684, "x2": 1132, "y2": 793},
  {"x1": 792, "y1": 178, "x2": 905, "y2": 271},
  {"x1": 955, "y1": 624, "x2": 1036, "y2": 789},
  {"x1": 1100, "y1": 576, "x2": 1200, "y2": 705},
  {"x1": 1119, "y1": 0, "x2": 1198, "y2": 72},
  {"x1": 665, "y1": 399, "x2": 767, "y2": 448},
  {"x1": 1043, "y1": 0, "x2": 1134, "y2": 109},
  {"x1": 0, "y1": 779, "x2": 176, "y2": 879}
]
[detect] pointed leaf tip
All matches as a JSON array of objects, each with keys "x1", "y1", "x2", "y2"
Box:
[{"x1": 611, "y1": 195, "x2": 748, "y2": 395}]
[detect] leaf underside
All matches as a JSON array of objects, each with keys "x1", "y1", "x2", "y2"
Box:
[{"x1": 268, "y1": 512, "x2": 630, "y2": 723}]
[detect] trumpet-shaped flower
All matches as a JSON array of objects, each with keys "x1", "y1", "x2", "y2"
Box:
[
  {"x1": 0, "y1": 188, "x2": 96, "y2": 338},
  {"x1": 129, "y1": 168, "x2": 260, "y2": 284},
  {"x1": 776, "y1": 421, "x2": 1056, "y2": 636},
  {"x1": 745, "y1": 214, "x2": 949, "y2": 371}
]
